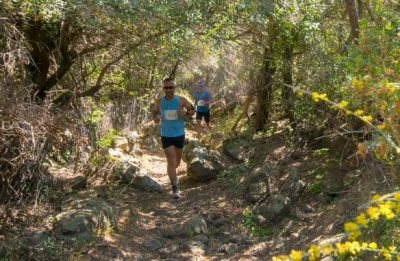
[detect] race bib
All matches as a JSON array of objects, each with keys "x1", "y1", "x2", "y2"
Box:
[
  {"x1": 164, "y1": 110, "x2": 178, "y2": 120},
  {"x1": 197, "y1": 100, "x2": 204, "y2": 106}
]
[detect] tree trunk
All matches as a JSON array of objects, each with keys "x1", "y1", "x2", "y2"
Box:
[
  {"x1": 230, "y1": 89, "x2": 253, "y2": 133},
  {"x1": 255, "y1": 47, "x2": 275, "y2": 132},
  {"x1": 169, "y1": 59, "x2": 180, "y2": 79},
  {"x1": 345, "y1": 0, "x2": 360, "y2": 44},
  {"x1": 282, "y1": 46, "x2": 296, "y2": 128}
]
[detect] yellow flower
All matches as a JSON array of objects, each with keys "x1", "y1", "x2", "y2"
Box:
[
  {"x1": 367, "y1": 207, "x2": 380, "y2": 220},
  {"x1": 352, "y1": 78, "x2": 362, "y2": 87},
  {"x1": 372, "y1": 194, "x2": 381, "y2": 200},
  {"x1": 344, "y1": 222, "x2": 358, "y2": 232},
  {"x1": 297, "y1": 91, "x2": 304, "y2": 97},
  {"x1": 307, "y1": 244, "x2": 320, "y2": 260},
  {"x1": 311, "y1": 92, "x2": 320, "y2": 102},
  {"x1": 355, "y1": 213, "x2": 369, "y2": 227},
  {"x1": 319, "y1": 93, "x2": 328, "y2": 101},
  {"x1": 338, "y1": 100, "x2": 349, "y2": 108},
  {"x1": 361, "y1": 115, "x2": 373, "y2": 122},
  {"x1": 347, "y1": 241, "x2": 361, "y2": 255},
  {"x1": 348, "y1": 230, "x2": 362, "y2": 240},
  {"x1": 369, "y1": 242, "x2": 378, "y2": 249},
  {"x1": 377, "y1": 124, "x2": 386, "y2": 130},
  {"x1": 289, "y1": 250, "x2": 304, "y2": 261},
  {"x1": 321, "y1": 244, "x2": 334, "y2": 255},
  {"x1": 394, "y1": 192, "x2": 400, "y2": 201},
  {"x1": 379, "y1": 201, "x2": 395, "y2": 219},
  {"x1": 383, "y1": 252, "x2": 392, "y2": 260},
  {"x1": 354, "y1": 109, "x2": 363, "y2": 116}
]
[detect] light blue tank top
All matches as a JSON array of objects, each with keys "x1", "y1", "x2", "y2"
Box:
[
  {"x1": 193, "y1": 89, "x2": 212, "y2": 112},
  {"x1": 160, "y1": 95, "x2": 185, "y2": 137}
]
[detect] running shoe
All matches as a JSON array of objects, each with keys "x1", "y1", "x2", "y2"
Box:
[{"x1": 172, "y1": 186, "x2": 180, "y2": 199}]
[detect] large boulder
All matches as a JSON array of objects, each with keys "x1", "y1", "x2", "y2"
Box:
[
  {"x1": 279, "y1": 168, "x2": 304, "y2": 205},
  {"x1": 253, "y1": 194, "x2": 291, "y2": 225},
  {"x1": 182, "y1": 139, "x2": 225, "y2": 182},
  {"x1": 223, "y1": 136, "x2": 253, "y2": 162},
  {"x1": 55, "y1": 192, "x2": 118, "y2": 240},
  {"x1": 112, "y1": 162, "x2": 162, "y2": 193}
]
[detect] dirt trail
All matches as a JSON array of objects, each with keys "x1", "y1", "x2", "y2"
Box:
[
  {"x1": 83, "y1": 127, "x2": 248, "y2": 261},
  {"x1": 64, "y1": 122, "x2": 354, "y2": 261}
]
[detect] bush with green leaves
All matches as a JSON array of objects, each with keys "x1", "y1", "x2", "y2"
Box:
[
  {"x1": 97, "y1": 128, "x2": 120, "y2": 148},
  {"x1": 218, "y1": 159, "x2": 251, "y2": 184},
  {"x1": 242, "y1": 206, "x2": 271, "y2": 239},
  {"x1": 272, "y1": 192, "x2": 400, "y2": 261}
]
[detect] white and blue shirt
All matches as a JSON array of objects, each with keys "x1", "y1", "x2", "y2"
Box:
[{"x1": 160, "y1": 95, "x2": 184, "y2": 137}]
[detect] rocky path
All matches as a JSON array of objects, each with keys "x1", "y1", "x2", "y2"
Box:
[
  {"x1": 82, "y1": 130, "x2": 257, "y2": 261},
  {"x1": 1, "y1": 124, "x2": 364, "y2": 261},
  {"x1": 80, "y1": 129, "x2": 333, "y2": 261}
]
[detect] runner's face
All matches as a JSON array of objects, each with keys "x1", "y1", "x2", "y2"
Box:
[{"x1": 163, "y1": 82, "x2": 175, "y2": 94}]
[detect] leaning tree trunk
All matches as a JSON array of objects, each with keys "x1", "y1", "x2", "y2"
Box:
[
  {"x1": 255, "y1": 47, "x2": 276, "y2": 132},
  {"x1": 169, "y1": 59, "x2": 180, "y2": 79},
  {"x1": 230, "y1": 88, "x2": 254, "y2": 133}
]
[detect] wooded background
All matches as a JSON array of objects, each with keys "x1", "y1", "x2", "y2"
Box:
[{"x1": 0, "y1": 0, "x2": 399, "y2": 204}]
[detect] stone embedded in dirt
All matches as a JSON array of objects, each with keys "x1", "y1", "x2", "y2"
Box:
[
  {"x1": 158, "y1": 244, "x2": 180, "y2": 258},
  {"x1": 212, "y1": 217, "x2": 226, "y2": 227},
  {"x1": 162, "y1": 230, "x2": 181, "y2": 238},
  {"x1": 141, "y1": 237, "x2": 162, "y2": 251},
  {"x1": 225, "y1": 243, "x2": 238, "y2": 254},
  {"x1": 182, "y1": 214, "x2": 208, "y2": 236},
  {"x1": 194, "y1": 234, "x2": 209, "y2": 246},
  {"x1": 184, "y1": 240, "x2": 206, "y2": 255}
]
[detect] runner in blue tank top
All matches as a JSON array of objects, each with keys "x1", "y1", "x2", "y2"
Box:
[
  {"x1": 153, "y1": 77, "x2": 195, "y2": 199},
  {"x1": 193, "y1": 80, "x2": 214, "y2": 139}
]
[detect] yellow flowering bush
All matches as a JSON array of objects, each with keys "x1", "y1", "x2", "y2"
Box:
[
  {"x1": 291, "y1": 88, "x2": 400, "y2": 161},
  {"x1": 272, "y1": 192, "x2": 400, "y2": 260},
  {"x1": 272, "y1": 3, "x2": 400, "y2": 259}
]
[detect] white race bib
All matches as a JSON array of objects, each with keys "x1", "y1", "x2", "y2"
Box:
[
  {"x1": 197, "y1": 100, "x2": 204, "y2": 106},
  {"x1": 164, "y1": 110, "x2": 178, "y2": 120}
]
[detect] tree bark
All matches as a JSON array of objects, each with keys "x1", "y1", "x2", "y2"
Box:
[
  {"x1": 282, "y1": 46, "x2": 296, "y2": 129},
  {"x1": 230, "y1": 89, "x2": 254, "y2": 133},
  {"x1": 255, "y1": 47, "x2": 275, "y2": 131},
  {"x1": 345, "y1": 0, "x2": 360, "y2": 44},
  {"x1": 169, "y1": 59, "x2": 180, "y2": 79}
]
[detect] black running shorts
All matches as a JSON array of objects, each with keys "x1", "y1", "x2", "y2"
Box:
[
  {"x1": 196, "y1": 111, "x2": 210, "y2": 122},
  {"x1": 161, "y1": 135, "x2": 185, "y2": 149}
]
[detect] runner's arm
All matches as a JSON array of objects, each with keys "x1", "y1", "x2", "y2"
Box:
[
  {"x1": 180, "y1": 97, "x2": 195, "y2": 116},
  {"x1": 153, "y1": 98, "x2": 161, "y2": 123}
]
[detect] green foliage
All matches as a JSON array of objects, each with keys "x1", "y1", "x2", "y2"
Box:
[
  {"x1": 218, "y1": 159, "x2": 251, "y2": 184},
  {"x1": 242, "y1": 206, "x2": 255, "y2": 228},
  {"x1": 337, "y1": 1, "x2": 400, "y2": 166},
  {"x1": 306, "y1": 164, "x2": 324, "y2": 194},
  {"x1": 312, "y1": 148, "x2": 329, "y2": 156},
  {"x1": 307, "y1": 173, "x2": 323, "y2": 194},
  {"x1": 85, "y1": 109, "x2": 105, "y2": 124},
  {"x1": 187, "y1": 228, "x2": 194, "y2": 238},
  {"x1": 273, "y1": 192, "x2": 400, "y2": 261},
  {"x1": 242, "y1": 206, "x2": 271, "y2": 239},
  {"x1": 97, "y1": 128, "x2": 120, "y2": 148}
]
